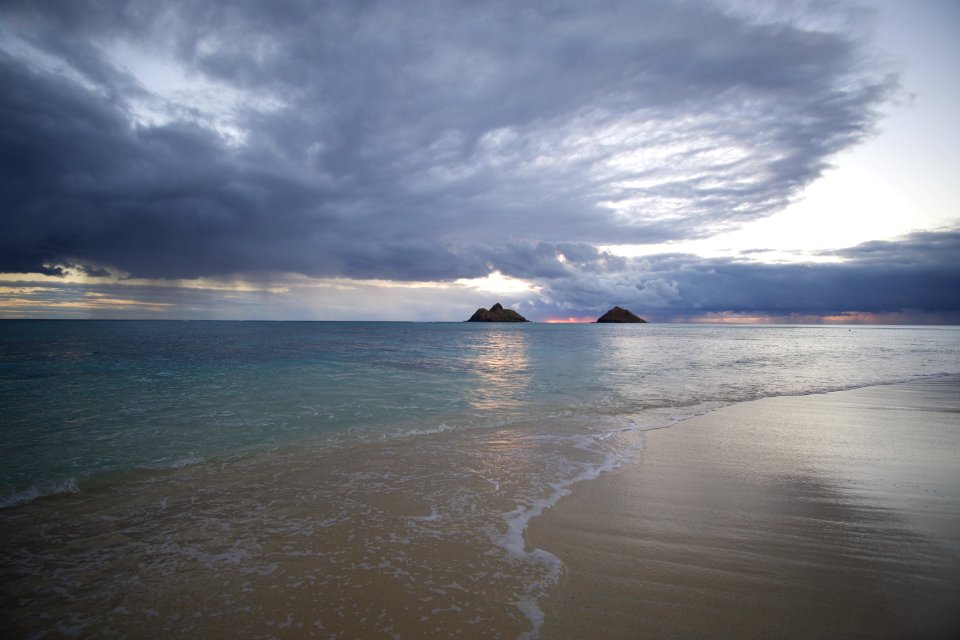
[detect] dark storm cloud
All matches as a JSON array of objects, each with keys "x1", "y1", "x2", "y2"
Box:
[
  {"x1": 1, "y1": 0, "x2": 897, "y2": 289},
  {"x1": 523, "y1": 230, "x2": 960, "y2": 317},
  {"x1": 825, "y1": 229, "x2": 960, "y2": 266}
]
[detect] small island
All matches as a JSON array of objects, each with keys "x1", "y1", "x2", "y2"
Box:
[
  {"x1": 467, "y1": 303, "x2": 529, "y2": 322},
  {"x1": 596, "y1": 306, "x2": 647, "y2": 323}
]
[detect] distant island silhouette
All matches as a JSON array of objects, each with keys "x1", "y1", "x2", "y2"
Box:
[
  {"x1": 596, "y1": 306, "x2": 647, "y2": 323},
  {"x1": 467, "y1": 303, "x2": 529, "y2": 322},
  {"x1": 466, "y1": 303, "x2": 647, "y2": 323}
]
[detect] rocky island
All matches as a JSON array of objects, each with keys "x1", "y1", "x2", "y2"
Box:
[
  {"x1": 596, "y1": 306, "x2": 647, "y2": 323},
  {"x1": 467, "y1": 303, "x2": 529, "y2": 322}
]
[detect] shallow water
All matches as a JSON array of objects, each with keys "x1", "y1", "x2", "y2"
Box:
[{"x1": 1, "y1": 321, "x2": 958, "y2": 637}]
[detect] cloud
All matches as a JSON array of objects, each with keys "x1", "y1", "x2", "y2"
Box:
[
  {"x1": 825, "y1": 229, "x2": 960, "y2": 266},
  {"x1": 4, "y1": 230, "x2": 956, "y2": 321},
  {"x1": 0, "y1": 0, "x2": 898, "y2": 290},
  {"x1": 522, "y1": 230, "x2": 960, "y2": 318}
]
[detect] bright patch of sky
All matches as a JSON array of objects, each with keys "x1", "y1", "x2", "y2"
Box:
[
  {"x1": 106, "y1": 41, "x2": 286, "y2": 145},
  {"x1": 607, "y1": 0, "x2": 959, "y2": 263},
  {"x1": 455, "y1": 271, "x2": 540, "y2": 295}
]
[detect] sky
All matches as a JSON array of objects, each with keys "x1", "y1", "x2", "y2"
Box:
[{"x1": 1, "y1": 0, "x2": 957, "y2": 323}]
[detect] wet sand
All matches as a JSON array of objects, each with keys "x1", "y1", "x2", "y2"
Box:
[
  {"x1": 0, "y1": 418, "x2": 614, "y2": 639},
  {"x1": 527, "y1": 377, "x2": 960, "y2": 639}
]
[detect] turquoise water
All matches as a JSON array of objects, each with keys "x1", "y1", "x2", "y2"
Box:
[{"x1": 2, "y1": 320, "x2": 958, "y2": 508}]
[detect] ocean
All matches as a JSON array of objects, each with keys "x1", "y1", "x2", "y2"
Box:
[{"x1": 2, "y1": 320, "x2": 959, "y2": 638}]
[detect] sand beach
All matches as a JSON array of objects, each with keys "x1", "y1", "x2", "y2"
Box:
[{"x1": 528, "y1": 377, "x2": 960, "y2": 639}]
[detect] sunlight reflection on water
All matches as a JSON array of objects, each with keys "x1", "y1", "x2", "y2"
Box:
[{"x1": 466, "y1": 326, "x2": 532, "y2": 412}]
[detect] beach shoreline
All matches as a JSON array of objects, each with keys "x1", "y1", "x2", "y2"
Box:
[
  {"x1": 526, "y1": 376, "x2": 960, "y2": 639},
  {"x1": 0, "y1": 332, "x2": 960, "y2": 640}
]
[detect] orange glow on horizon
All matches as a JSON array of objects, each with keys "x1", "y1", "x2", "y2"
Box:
[{"x1": 543, "y1": 316, "x2": 595, "y2": 324}]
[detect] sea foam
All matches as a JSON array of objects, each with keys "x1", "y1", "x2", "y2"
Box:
[{"x1": 0, "y1": 476, "x2": 79, "y2": 509}]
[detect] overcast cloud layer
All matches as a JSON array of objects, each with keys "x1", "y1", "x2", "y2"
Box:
[{"x1": 1, "y1": 0, "x2": 954, "y2": 320}]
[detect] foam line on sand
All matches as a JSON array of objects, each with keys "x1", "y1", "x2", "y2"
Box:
[{"x1": 526, "y1": 376, "x2": 960, "y2": 639}]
